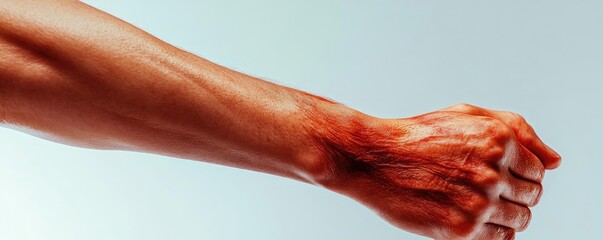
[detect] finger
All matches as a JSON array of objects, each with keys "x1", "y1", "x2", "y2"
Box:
[
  {"x1": 471, "y1": 223, "x2": 515, "y2": 240},
  {"x1": 488, "y1": 200, "x2": 532, "y2": 232},
  {"x1": 493, "y1": 111, "x2": 561, "y2": 170},
  {"x1": 501, "y1": 175, "x2": 543, "y2": 207},
  {"x1": 508, "y1": 141, "x2": 545, "y2": 183},
  {"x1": 438, "y1": 103, "x2": 562, "y2": 169}
]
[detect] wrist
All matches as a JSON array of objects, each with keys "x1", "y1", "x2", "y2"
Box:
[
  {"x1": 294, "y1": 97, "x2": 382, "y2": 187},
  {"x1": 299, "y1": 110, "x2": 412, "y2": 195}
]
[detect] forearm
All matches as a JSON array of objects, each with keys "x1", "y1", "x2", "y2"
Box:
[{"x1": 0, "y1": 0, "x2": 366, "y2": 183}]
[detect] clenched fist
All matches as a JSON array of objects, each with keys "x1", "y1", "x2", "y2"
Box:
[
  {"x1": 312, "y1": 104, "x2": 561, "y2": 240},
  {"x1": 0, "y1": 1, "x2": 562, "y2": 238}
]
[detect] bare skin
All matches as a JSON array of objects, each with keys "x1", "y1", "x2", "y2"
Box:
[{"x1": 0, "y1": 1, "x2": 561, "y2": 239}]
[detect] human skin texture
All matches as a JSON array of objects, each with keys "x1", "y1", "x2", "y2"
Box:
[{"x1": 0, "y1": 1, "x2": 561, "y2": 239}]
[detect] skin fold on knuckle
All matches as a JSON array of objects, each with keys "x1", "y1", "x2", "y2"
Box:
[
  {"x1": 529, "y1": 183, "x2": 543, "y2": 206},
  {"x1": 504, "y1": 182, "x2": 540, "y2": 208},
  {"x1": 503, "y1": 205, "x2": 531, "y2": 231},
  {"x1": 513, "y1": 146, "x2": 545, "y2": 183},
  {"x1": 507, "y1": 179, "x2": 542, "y2": 207}
]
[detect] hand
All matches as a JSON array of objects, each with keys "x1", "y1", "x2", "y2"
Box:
[
  {"x1": 316, "y1": 104, "x2": 561, "y2": 240},
  {"x1": 438, "y1": 103, "x2": 561, "y2": 170}
]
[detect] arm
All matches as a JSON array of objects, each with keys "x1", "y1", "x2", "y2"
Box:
[
  {"x1": 0, "y1": 0, "x2": 343, "y2": 183},
  {"x1": 0, "y1": 1, "x2": 561, "y2": 239}
]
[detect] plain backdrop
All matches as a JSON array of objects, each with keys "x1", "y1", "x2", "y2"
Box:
[{"x1": 1, "y1": 1, "x2": 601, "y2": 239}]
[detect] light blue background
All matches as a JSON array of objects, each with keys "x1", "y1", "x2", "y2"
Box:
[{"x1": 1, "y1": 1, "x2": 601, "y2": 239}]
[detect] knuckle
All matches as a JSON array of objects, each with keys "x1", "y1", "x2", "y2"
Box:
[
  {"x1": 456, "y1": 102, "x2": 474, "y2": 109},
  {"x1": 519, "y1": 132, "x2": 537, "y2": 145},
  {"x1": 482, "y1": 117, "x2": 501, "y2": 130},
  {"x1": 482, "y1": 117, "x2": 500, "y2": 129},
  {"x1": 502, "y1": 111, "x2": 527, "y2": 126},
  {"x1": 498, "y1": 124, "x2": 514, "y2": 139},
  {"x1": 515, "y1": 126, "x2": 538, "y2": 145},
  {"x1": 505, "y1": 112, "x2": 540, "y2": 144},
  {"x1": 486, "y1": 119, "x2": 513, "y2": 143},
  {"x1": 452, "y1": 103, "x2": 476, "y2": 113},
  {"x1": 483, "y1": 145, "x2": 506, "y2": 161},
  {"x1": 448, "y1": 215, "x2": 478, "y2": 237},
  {"x1": 524, "y1": 160, "x2": 546, "y2": 183},
  {"x1": 534, "y1": 165, "x2": 545, "y2": 183},
  {"x1": 510, "y1": 112, "x2": 526, "y2": 123},
  {"x1": 473, "y1": 168, "x2": 501, "y2": 187},
  {"x1": 462, "y1": 192, "x2": 491, "y2": 215},
  {"x1": 529, "y1": 183, "x2": 544, "y2": 206},
  {"x1": 518, "y1": 207, "x2": 532, "y2": 232}
]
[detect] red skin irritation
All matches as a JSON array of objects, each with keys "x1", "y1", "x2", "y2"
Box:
[{"x1": 303, "y1": 104, "x2": 556, "y2": 239}]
